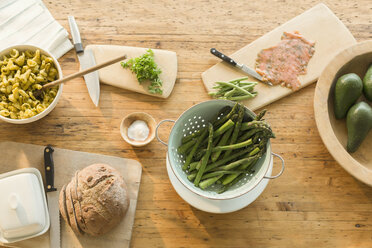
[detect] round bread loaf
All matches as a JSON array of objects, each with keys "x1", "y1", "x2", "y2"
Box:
[{"x1": 59, "y1": 164, "x2": 129, "y2": 236}]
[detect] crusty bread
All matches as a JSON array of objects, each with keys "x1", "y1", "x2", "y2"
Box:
[
  {"x1": 59, "y1": 184, "x2": 70, "y2": 226},
  {"x1": 71, "y1": 171, "x2": 87, "y2": 233},
  {"x1": 67, "y1": 180, "x2": 84, "y2": 235},
  {"x1": 58, "y1": 163, "x2": 129, "y2": 236},
  {"x1": 77, "y1": 164, "x2": 129, "y2": 236}
]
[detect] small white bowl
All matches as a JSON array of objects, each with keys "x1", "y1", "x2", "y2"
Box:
[
  {"x1": 0, "y1": 45, "x2": 63, "y2": 124},
  {"x1": 120, "y1": 112, "x2": 156, "y2": 147}
]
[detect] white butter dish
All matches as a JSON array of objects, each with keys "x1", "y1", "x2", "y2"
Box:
[{"x1": 0, "y1": 168, "x2": 50, "y2": 244}]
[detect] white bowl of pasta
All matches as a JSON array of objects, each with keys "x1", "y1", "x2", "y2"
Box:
[{"x1": 0, "y1": 45, "x2": 63, "y2": 124}]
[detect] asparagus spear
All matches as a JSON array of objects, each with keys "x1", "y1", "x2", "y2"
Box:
[
  {"x1": 182, "y1": 128, "x2": 208, "y2": 171},
  {"x1": 214, "y1": 103, "x2": 239, "y2": 127},
  {"x1": 211, "y1": 127, "x2": 233, "y2": 162},
  {"x1": 204, "y1": 146, "x2": 258, "y2": 172},
  {"x1": 214, "y1": 156, "x2": 258, "y2": 171},
  {"x1": 214, "y1": 119, "x2": 235, "y2": 137},
  {"x1": 194, "y1": 123, "x2": 214, "y2": 187},
  {"x1": 177, "y1": 139, "x2": 197, "y2": 154},
  {"x1": 224, "y1": 104, "x2": 244, "y2": 159},
  {"x1": 181, "y1": 106, "x2": 232, "y2": 144},
  {"x1": 211, "y1": 138, "x2": 252, "y2": 152},
  {"x1": 218, "y1": 173, "x2": 246, "y2": 194},
  {"x1": 222, "y1": 156, "x2": 259, "y2": 185},
  {"x1": 201, "y1": 170, "x2": 243, "y2": 180},
  {"x1": 199, "y1": 175, "x2": 223, "y2": 190}
]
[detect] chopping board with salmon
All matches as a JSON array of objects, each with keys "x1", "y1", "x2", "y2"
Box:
[{"x1": 201, "y1": 3, "x2": 357, "y2": 111}]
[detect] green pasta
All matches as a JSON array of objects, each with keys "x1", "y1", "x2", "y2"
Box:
[{"x1": 0, "y1": 49, "x2": 59, "y2": 119}]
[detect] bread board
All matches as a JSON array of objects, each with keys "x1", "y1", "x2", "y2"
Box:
[
  {"x1": 86, "y1": 44, "x2": 177, "y2": 98},
  {"x1": 201, "y1": 3, "x2": 357, "y2": 111},
  {"x1": 0, "y1": 141, "x2": 142, "y2": 248}
]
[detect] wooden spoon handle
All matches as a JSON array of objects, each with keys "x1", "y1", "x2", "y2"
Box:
[{"x1": 43, "y1": 54, "x2": 127, "y2": 89}]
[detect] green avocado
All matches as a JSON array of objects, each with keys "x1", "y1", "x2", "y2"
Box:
[
  {"x1": 363, "y1": 64, "x2": 372, "y2": 101},
  {"x1": 346, "y1": 101, "x2": 372, "y2": 153},
  {"x1": 334, "y1": 73, "x2": 363, "y2": 119}
]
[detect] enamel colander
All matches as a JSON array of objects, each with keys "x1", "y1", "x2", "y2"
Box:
[{"x1": 156, "y1": 100, "x2": 284, "y2": 200}]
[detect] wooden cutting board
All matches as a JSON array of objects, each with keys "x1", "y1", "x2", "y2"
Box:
[
  {"x1": 201, "y1": 3, "x2": 357, "y2": 111},
  {"x1": 0, "y1": 141, "x2": 142, "y2": 248},
  {"x1": 86, "y1": 44, "x2": 177, "y2": 98}
]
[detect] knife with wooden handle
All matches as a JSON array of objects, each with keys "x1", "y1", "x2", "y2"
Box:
[
  {"x1": 44, "y1": 146, "x2": 60, "y2": 248},
  {"x1": 210, "y1": 48, "x2": 273, "y2": 86}
]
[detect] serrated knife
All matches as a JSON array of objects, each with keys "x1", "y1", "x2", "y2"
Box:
[
  {"x1": 68, "y1": 16, "x2": 100, "y2": 106},
  {"x1": 210, "y1": 48, "x2": 273, "y2": 86},
  {"x1": 44, "y1": 146, "x2": 60, "y2": 248}
]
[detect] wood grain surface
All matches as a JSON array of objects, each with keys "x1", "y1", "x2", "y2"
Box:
[{"x1": 0, "y1": 0, "x2": 371, "y2": 247}]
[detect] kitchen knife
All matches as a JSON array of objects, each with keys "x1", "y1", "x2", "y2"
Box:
[
  {"x1": 68, "y1": 16, "x2": 100, "y2": 106},
  {"x1": 210, "y1": 48, "x2": 273, "y2": 86},
  {"x1": 44, "y1": 145, "x2": 60, "y2": 248}
]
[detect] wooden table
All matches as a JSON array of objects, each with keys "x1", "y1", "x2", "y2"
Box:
[{"x1": 1, "y1": 0, "x2": 371, "y2": 247}]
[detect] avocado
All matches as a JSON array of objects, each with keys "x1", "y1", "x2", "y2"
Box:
[
  {"x1": 363, "y1": 64, "x2": 372, "y2": 101},
  {"x1": 334, "y1": 73, "x2": 363, "y2": 119},
  {"x1": 346, "y1": 101, "x2": 372, "y2": 153}
]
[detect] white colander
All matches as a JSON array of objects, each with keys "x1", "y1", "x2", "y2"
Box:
[{"x1": 156, "y1": 100, "x2": 284, "y2": 200}]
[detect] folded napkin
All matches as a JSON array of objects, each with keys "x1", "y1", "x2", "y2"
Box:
[{"x1": 0, "y1": 0, "x2": 72, "y2": 59}]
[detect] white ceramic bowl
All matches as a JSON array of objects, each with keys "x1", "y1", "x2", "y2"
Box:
[{"x1": 0, "y1": 45, "x2": 63, "y2": 124}]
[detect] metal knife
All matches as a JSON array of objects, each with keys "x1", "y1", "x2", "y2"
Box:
[
  {"x1": 44, "y1": 146, "x2": 60, "y2": 248},
  {"x1": 210, "y1": 48, "x2": 273, "y2": 86},
  {"x1": 68, "y1": 16, "x2": 100, "y2": 106}
]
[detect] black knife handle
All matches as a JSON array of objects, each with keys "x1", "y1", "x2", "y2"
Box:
[
  {"x1": 44, "y1": 145, "x2": 57, "y2": 192},
  {"x1": 210, "y1": 48, "x2": 237, "y2": 66}
]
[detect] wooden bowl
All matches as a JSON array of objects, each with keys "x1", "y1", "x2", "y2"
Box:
[
  {"x1": 120, "y1": 112, "x2": 156, "y2": 147},
  {"x1": 314, "y1": 41, "x2": 372, "y2": 186}
]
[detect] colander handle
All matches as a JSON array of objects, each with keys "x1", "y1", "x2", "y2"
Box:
[
  {"x1": 264, "y1": 152, "x2": 285, "y2": 179},
  {"x1": 156, "y1": 119, "x2": 175, "y2": 146}
]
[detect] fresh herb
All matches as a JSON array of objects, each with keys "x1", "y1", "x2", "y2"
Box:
[{"x1": 120, "y1": 49, "x2": 163, "y2": 94}]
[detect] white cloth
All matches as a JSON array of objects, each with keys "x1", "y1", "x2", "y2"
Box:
[{"x1": 0, "y1": 0, "x2": 72, "y2": 59}]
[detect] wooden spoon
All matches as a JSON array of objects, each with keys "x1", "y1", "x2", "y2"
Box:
[{"x1": 34, "y1": 54, "x2": 127, "y2": 99}]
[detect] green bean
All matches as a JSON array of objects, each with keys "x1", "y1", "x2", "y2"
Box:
[
  {"x1": 194, "y1": 123, "x2": 214, "y2": 186},
  {"x1": 215, "y1": 81, "x2": 254, "y2": 96},
  {"x1": 227, "y1": 94, "x2": 257, "y2": 101},
  {"x1": 228, "y1": 77, "x2": 249, "y2": 83}
]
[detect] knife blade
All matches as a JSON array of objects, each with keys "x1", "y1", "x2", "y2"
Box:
[
  {"x1": 68, "y1": 16, "x2": 100, "y2": 106},
  {"x1": 44, "y1": 145, "x2": 60, "y2": 248},
  {"x1": 210, "y1": 48, "x2": 273, "y2": 86}
]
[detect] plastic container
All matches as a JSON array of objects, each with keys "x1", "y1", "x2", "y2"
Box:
[{"x1": 0, "y1": 168, "x2": 50, "y2": 243}]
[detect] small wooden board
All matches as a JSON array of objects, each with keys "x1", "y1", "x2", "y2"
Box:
[
  {"x1": 86, "y1": 44, "x2": 178, "y2": 98},
  {"x1": 201, "y1": 3, "x2": 356, "y2": 111},
  {"x1": 0, "y1": 141, "x2": 142, "y2": 248}
]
